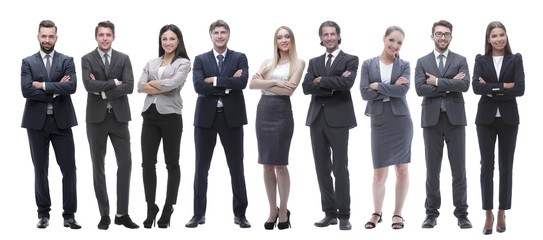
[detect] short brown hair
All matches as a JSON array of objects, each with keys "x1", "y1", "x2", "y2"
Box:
[
  {"x1": 39, "y1": 20, "x2": 57, "y2": 33},
  {"x1": 432, "y1": 20, "x2": 453, "y2": 34},
  {"x1": 95, "y1": 20, "x2": 115, "y2": 37}
]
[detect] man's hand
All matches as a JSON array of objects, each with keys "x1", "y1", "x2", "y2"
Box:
[
  {"x1": 453, "y1": 72, "x2": 466, "y2": 80},
  {"x1": 32, "y1": 81, "x2": 44, "y2": 89},
  {"x1": 425, "y1": 72, "x2": 437, "y2": 86}
]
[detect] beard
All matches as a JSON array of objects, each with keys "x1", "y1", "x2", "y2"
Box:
[
  {"x1": 434, "y1": 40, "x2": 449, "y2": 52},
  {"x1": 40, "y1": 42, "x2": 55, "y2": 54}
]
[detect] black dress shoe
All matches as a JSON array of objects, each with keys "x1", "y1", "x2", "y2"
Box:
[
  {"x1": 339, "y1": 219, "x2": 352, "y2": 230},
  {"x1": 314, "y1": 216, "x2": 338, "y2": 227},
  {"x1": 37, "y1": 217, "x2": 49, "y2": 229},
  {"x1": 234, "y1": 216, "x2": 251, "y2": 228},
  {"x1": 185, "y1": 216, "x2": 205, "y2": 228},
  {"x1": 422, "y1": 215, "x2": 437, "y2": 228},
  {"x1": 457, "y1": 216, "x2": 472, "y2": 229},
  {"x1": 98, "y1": 216, "x2": 111, "y2": 230},
  {"x1": 64, "y1": 218, "x2": 82, "y2": 229},
  {"x1": 115, "y1": 215, "x2": 139, "y2": 229}
]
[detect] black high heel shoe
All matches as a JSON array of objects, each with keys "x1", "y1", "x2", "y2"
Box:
[
  {"x1": 277, "y1": 210, "x2": 291, "y2": 230},
  {"x1": 496, "y1": 213, "x2": 506, "y2": 233},
  {"x1": 264, "y1": 208, "x2": 279, "y2": 230},
  {"x1": 157, "y1": 205, "x2": 174, "y2": 228},
  {"x1": 143, "y1": 203, "x2": 159, "y2": 228}
]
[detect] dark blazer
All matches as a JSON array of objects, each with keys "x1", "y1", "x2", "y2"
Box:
[
  {"x1": 415, "y1": 51, "x2": 470, "y2": 127},
  {"x1": 82, "y1": 48, "x2": 133, "y2": 123},
  {"x1": 302, "y1": 50, "x2": 358, "y2": 128},
  {"x1": 472, "y1": 53, "x2": 525, "y2": 125},
  {"x1": 360, "y1": 56, "x2": 411, "y2": 118},
  {"x1": 21, "y1": 51, "x2": 77, "y2": 129},
  {"x1": 193, "y1": 49, "x2": 248, "y2": 128}
]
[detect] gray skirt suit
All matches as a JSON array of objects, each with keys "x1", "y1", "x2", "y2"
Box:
[{"x1": 360, "y1": 57, "x2": 413, "y2": 169}]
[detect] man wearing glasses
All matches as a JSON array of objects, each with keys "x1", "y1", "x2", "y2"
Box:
[{"x1": 414, "y1": 20, "x2": 472, "y2": 229}]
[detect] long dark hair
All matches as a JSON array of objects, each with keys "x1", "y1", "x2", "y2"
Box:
[
  {"x1": 484, "y1": 21, "x2": 512, "y2": 55},
  {"x1": 159, "y1": 24, "x2": 190, "y2": 60}
]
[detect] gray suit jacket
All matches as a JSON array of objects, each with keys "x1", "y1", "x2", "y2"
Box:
[
  {"x1": 360, "y1": 56, "x2": 411, "y2": 118},
  {"x1": 82, "y1": 48, "x2": 133, "y2": 123},
  {"x1": 137, "y1": 57, "x2": 191, "y2": 115},
  {"x1": 415, "y1": 51, "x2": 470, "y2": 127}
]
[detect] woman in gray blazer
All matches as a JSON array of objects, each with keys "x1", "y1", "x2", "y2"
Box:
[
  {"x1": 137, "y1": 24, "x2": 190, "y2": 228},
  {"x1": 360, "y1": 26, "x2": 412, "y2": 230}
]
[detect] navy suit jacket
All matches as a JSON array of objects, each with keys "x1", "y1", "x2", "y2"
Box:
[
  {"x1": 192, "y1": 49, "x2": 248, "y2": 128},
  {"x1": 415, "y1": 51, "x2": 470, "y2": 127},
  {"x1": 21, "y1": 51, "x2": 77, "y2": 130},
  {"x1": 472, "y1": 53, "x2": 525, "y2": 125},
  {"x1": 302, "y1": 50, "x2": 358, "y2": 128},
  {"x1": 81, "y1": 48, "x2": 133, "y2": 123},
  {"x1": 360, "y1": 56, "x2": 411, "y2": 118}
]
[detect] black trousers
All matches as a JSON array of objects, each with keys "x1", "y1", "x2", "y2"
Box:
[
  {"x1": 27, "y1": 115, "x2": 77, "y2": 219},
  {"x1": 87, "y1": 112, "x2": 131, "y2": 216},
  {"x1": 193, "y1": 111, "x2": 248, "y2": 218},
  {"x1": 477, "y1": 117, "x2": 518, "y2": 210},
  {"x1": 141, "y1": 104, "x2": 182, "y2": 206},
  {"x1": 309, "y1": 109, "x2": 351, "y2": 219}
]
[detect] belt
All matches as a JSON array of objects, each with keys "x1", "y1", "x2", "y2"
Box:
[
  {"x1": 106, "y1": 108, "x2": 114, "y2": 113},
  {"x1": 46, "y1": 109, "x2": 54, "y2": 115},
  {"x1": 440, "y1": 107, "x2": 447, "y2": 113},
  {"x1": 216, "y1": 107, "x2": 224, "y2": 113}
]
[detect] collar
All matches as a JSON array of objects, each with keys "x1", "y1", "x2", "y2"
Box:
[
  {"x1": 326, "y1": 48, "x2": 341, "y2": 59},
  {"x1": 213, "y1": 48, "x2": 228, "y2": 59},
  {"x1": 40, "y1": 50, "x2": 55, "y2": 59},
  {"x1": 97, "y1": 48, "x2": 113, "y2": 58},
  {"x1": 434, "y1": 49, "x2": 449, "y2": 60}
]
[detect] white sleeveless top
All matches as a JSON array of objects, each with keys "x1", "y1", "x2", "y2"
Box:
[{"x1": 262, "y1": 62, "x2": 289, "y2": 96}]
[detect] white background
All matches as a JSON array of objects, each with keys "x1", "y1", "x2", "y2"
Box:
[{"x1": 2, "y1": 0, "x2": 539, "y2": 239}]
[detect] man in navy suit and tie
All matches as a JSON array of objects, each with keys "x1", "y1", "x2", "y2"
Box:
[
  {"x1": 186, "y1": 19, "x2": 250, "y2": 228},
  {"x1": 414, "y1": 20, "x2": 472, "y2": 229},
  {"x1": 21, "y1": 20, "x2": 80, "y2": 229},
  {"x1": 303, "y1": 21, "x2": 358, "y2": 230}
]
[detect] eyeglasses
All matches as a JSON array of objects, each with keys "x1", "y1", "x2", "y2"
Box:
[{"x1": 434, "y1": 32, "x2": 452, "y2": 38}]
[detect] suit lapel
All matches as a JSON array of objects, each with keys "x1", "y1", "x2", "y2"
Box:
[
  {"x1": 485, "y1": 55, "x2": 499, "y2": 82},
  {"x1": 443, "y1": 51, "x2": 454, "y2": 76},
  {"x1": 49, "y1": 52, "x2": 61, "y2": 81},
  {"x1": 328, "y1": 50, "x2": 345, "y2": 76},
  {"x1": 207, "y1": 50, "x2": 220, "y2": 76},
  {"x1": 428, "y1": 52, "x2": 441, "y2": 77},
  {"x1": 390, "y1": 57, "x2": 400, "y2": 84},
  {"x1": 34, "y1": 52, "x2": 50, "y2": 81},
  {"x1": 91, "y1": 49, "x2": 106, "y2": 75},
  {"x1": 499, "y1": 53, "x2": 513, "y2": 82},
  {"x1": 108, "y1": 49, "x2": 118, "y2": 76},
  {"x1": 221, "y1": 50, "x2": 234, "y2": 76}
]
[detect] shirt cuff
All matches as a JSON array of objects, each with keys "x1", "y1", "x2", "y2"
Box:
[
  {"x1": 213, "y1": 77, "x2": 217, "y2": 86},
  {"x1": 114, "y1": 79, "x2": 120, "y2": 86},
  {"x1": 101, "y1": 91, "x2": 107, "y2": 99}
]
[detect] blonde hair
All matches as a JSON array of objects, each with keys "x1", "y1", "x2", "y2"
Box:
[{"x1": 262, "y1": 26, "x2": 300, "y2": 80}]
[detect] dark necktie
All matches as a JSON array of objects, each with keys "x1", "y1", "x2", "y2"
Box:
[
  {"x1": 45, "y1": 54, "x2": 51, "y2": 77},
  {"x1": 217, "y1": 55, "x2": 224, "y2": 74},
  {"x1": 104, "y1": 53, "x2": 110, "y2": 73},
  {"x1": 325, "y1": 54, "x2": 333, "y2": 75},
  {"x1": 438, "y1": 54, "x2": 445, "y2": 110},
  {"x1": 438, "y1": 54, "x2": 444, "y2": 76}
]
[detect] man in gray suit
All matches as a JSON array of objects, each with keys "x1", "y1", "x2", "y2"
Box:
[
  {"x1": 81, "y1": 21, "x2": 138, "y2": 230},
  {"x1": 414, "y1": 20, "x2": 472, "y2": 229}
]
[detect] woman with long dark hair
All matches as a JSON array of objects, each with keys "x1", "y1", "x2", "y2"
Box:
[
  {"x1": 472, "y1": 21, "x2": 525, "y2": 235},
  {"x1": 137, "y1": 24, "x2": 190, "y2": 228}
]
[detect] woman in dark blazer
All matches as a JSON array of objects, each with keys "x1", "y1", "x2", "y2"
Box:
[
  {"x1": 472, "y1": 21, "x2": 525, "y2": 235},
  {"x1": 360, "y1": 26, "x2": 412, "y2": 230},
  {"x1": 137, "y1": 24, "x2": 190, "y2": 228}
]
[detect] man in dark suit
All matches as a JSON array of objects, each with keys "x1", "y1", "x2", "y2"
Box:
[
  {"x1": 185, "y1": 19, "x2": 250, "y2": 228},
  {"x1": 81, "y1": 21, "x2": 138, "y2": 230},
  {"x1": 302, "y1": 21, "x2": 358, "y2": 230},
  {"x1": 414, "y1": 20, "x2": 472, "y2": 229},
  {"x1": 21, "y1": 20, "x2": 80, "y2": 229}
]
